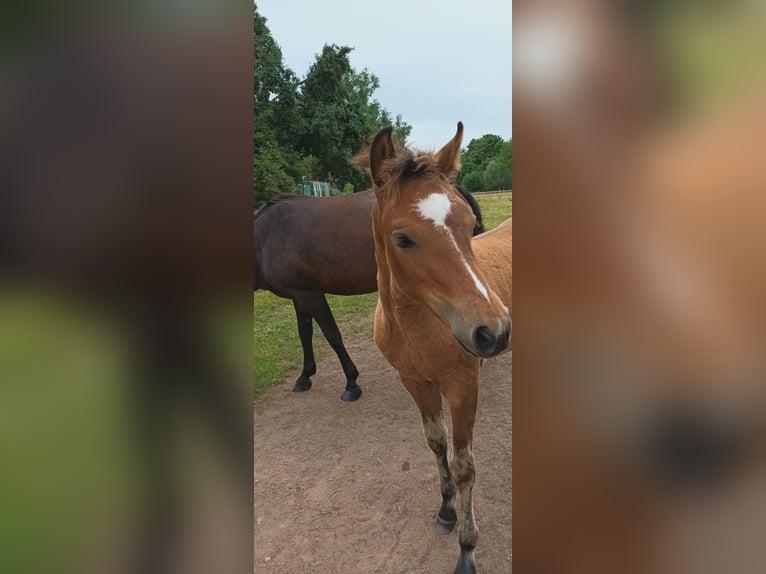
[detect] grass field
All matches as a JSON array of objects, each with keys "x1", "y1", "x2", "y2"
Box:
[
  {"x1": 475, "y1": 192, "x2": 512, "y2": 231},
  {"x1": 253, "y1": 192, "x2": 511, "y2": 398}
]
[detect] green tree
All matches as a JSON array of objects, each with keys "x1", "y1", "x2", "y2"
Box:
[
  {"x1": 254, "y1": 142, "x2": 296, "y2": 207},
  {"x1": 253, "y1": 8, "x2": 413, "y2": 203},
  {"x1": 254, "y1": 5, "x2": 302, "y2": 206},
  {"x1": 461, "y1": 171, "x2": 485, "y2": 192},
  {"x1": 297, "y1": 44, "x2": 412, "y2": 190},
  {"x1": 378, "y1": 110, "x2": 413, "y2": 144},
  {"x1": 457, "y1": 134, "x2": 505, "y2": 186},
  {"x1": 297, "y1": 45, "x2": 357, "y2": 184},
  {"x1": 483, "y1": 140, "x2": 512, "y2": 190},
  {"x1": 254, "y1": 5, "x2": 301, "y2": 149}
]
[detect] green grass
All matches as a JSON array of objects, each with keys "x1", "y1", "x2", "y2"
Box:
[
  {"x1": 253, "y1": 191, "x2": 512, "y2": 399},
  {"x1": 475, "y1": 192, "x2": 512, "y2": 231}
]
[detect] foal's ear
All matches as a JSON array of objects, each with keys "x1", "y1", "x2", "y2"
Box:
[
  {"x1": 369, "y1": 126, "x2": 396, "y2": 188},
  {"x1": 435, "y1": 121, "x2": 464, "y2": 177}
]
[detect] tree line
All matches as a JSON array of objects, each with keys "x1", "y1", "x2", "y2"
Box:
[
  {"x1": 254, "y1": 4, "x2": 411, "y2": 207},
  {"x1": 455, "y1": 135, "x2": 512, "y2": 192},
  {"x1": 254, "y1": 5, "x2": 511, "y2": 208}
]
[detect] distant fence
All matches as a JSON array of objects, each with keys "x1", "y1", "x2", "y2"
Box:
[
  {"x1": 299, "y1": 181, "x2": 331, "y2": 197},
  {"x1": 292, "y1": 184, "x2": 509, "y2": 198},
  {"x1": 472, "y1": 189, "x2": 511, "y2": 195}
]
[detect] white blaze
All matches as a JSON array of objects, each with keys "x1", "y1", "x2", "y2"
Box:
[
  {"x1": 416, "y1": 192, "x2": 452, "y2": 229},
  {"x1": 466, "y1": 265, "x2": 490, "y2": 301},
  {"x1": 415, "y1": 193, "x2": 490, "y2": 301}
]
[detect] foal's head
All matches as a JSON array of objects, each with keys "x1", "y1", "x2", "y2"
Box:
[{"x1": 369, "y1": 123, "x2": 511, "y2": 358}]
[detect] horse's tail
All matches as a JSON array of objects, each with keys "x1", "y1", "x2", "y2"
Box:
[{"x1": 455, "y1": 186, "x2": 485, "y2": 236}]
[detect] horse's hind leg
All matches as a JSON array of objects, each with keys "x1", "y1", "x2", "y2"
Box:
[
  {"x1": 402, "y1": 378, "x2": 458, "y2": 533},
  {"x1": 447, "y1": 383, "x2": 479, "y2": 574},
  {"x1": 303, "y1": 294, "x2": 361, "y2": 402},
  {"x1": 292, "y1": 299, "x2": 316, "y2": 392}
]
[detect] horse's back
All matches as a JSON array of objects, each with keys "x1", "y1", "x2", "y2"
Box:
[{"x1": 254, "y1": 191, "x2": 378, "y2": 295}]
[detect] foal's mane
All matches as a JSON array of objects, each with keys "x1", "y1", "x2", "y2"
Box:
[{"x1": 353, "y1": 140, "x2": 448, "y2": 199}]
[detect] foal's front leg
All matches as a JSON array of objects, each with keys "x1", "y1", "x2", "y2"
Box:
[
  {"x1": 401, "y1": 378, "x2": 458, "y2": 532},
  {"x1": 448, "y1": 384, "x2": 479, "y2": 574}
]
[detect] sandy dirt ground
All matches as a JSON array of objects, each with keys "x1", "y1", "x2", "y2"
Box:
[{"x1": 254, "y1": 337, "x2": 512, "y2": 574}]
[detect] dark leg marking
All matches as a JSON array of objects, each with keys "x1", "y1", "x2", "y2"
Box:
[
  {"x1": 454, "y1": 543, "x2": 478, "y2": 574},
  {"x1": 451, "y1": 444, "x2": 478, "y2": 574},
  {"x1": 449, "y1": 387, "x2": 479, "y2": 574},
  {"x1": 423, "y1": 415, "x2": 458, "y2": 534}
]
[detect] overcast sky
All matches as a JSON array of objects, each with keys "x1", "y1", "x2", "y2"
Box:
[{"x1": 257, "y1": 0, "x2": 512, "y2": 149}]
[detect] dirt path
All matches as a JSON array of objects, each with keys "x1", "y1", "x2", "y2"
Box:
[{"x1": 254, "y1": 338, "x2": 512, "y2": 574}]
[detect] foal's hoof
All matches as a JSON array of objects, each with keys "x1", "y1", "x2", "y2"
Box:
[
  {"x1": 454, "y1": 554, "x2": 477, "y2": 574},
  {"x1": 340, "y1": 385, "x2": 362, "y2": 402},
  {"x1": 435, "y1": 515, "x2": 457, "y2": 534},
  {"x1": 292, "y1": 378, "x2": 312, "y2": 392}
]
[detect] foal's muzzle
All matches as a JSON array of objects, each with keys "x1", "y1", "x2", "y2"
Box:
[{"x1": 464, "y1": 319, "x2": 511, "y2": 358}]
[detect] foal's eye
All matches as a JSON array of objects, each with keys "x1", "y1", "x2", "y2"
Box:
[{"x1": 393, "y1": 234, "x2": 416, "y2": 249}]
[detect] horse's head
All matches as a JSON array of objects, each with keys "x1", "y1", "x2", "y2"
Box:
[{"x1": 368, "y1": 123, "x2": 510, "y2": 358}]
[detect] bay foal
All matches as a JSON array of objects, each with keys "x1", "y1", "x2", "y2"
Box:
[{"x1": 368, "y1": 123, "x2": 512, "y2": 574}]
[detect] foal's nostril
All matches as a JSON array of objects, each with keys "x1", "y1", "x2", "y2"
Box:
[
  {"x1": 473, "y1": 326, "x2": 497, "y2": 355},
  {"x1": 497, "y1": 324, "x2": 510, "y2": 349}
]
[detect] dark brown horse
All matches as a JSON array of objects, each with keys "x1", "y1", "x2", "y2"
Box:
[{"x1": 254, "y1": 187, "x2": 483, "y2": 401}]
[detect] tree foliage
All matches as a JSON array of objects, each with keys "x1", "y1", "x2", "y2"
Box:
[
  {"x1": 456, "y1": 135, "x2": 511, "y2": 192},
  {"x1": 253, "y1": 6, "x2": 412, "y2": 207},
  {"x1": 457, "y1": 134, "x2": 504, "y2": 185},
  {"x1": 254, "y1": 141, "x2": 295, "y2": 207},
  {"x1": 254, "y1": 5, "x2": 302, "y2": 206},
  {"x1": 483, "y1": 140, "x2": 512, "y2": 191},
  {"x1": 461, "y1": 171, "x2": 484, "y2": 192},
  {"x1": 253, "y1": 5, "x2": 511, "y2": 205}
]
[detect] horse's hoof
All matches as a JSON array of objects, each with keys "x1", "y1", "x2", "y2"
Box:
[
  {"x1": 340, "y1": 386, "x2": 362, "y2": 402},
  {"x1": 453, "y1": 554, "x2": 477, "y2": 574},
  {"x1": 292, "y1": 378, "x2": 312, "y2": 392},
  {"x1": 435, "y1": 515, "x2": 457, "y2": 534}
]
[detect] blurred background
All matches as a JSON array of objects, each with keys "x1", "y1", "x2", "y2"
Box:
[
  {"x1": 1, "y1": 2, "x2": 253, "y2": 573},
  {"x1": 514, "y1": 0, "x2": 766, "y2": 573}
]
